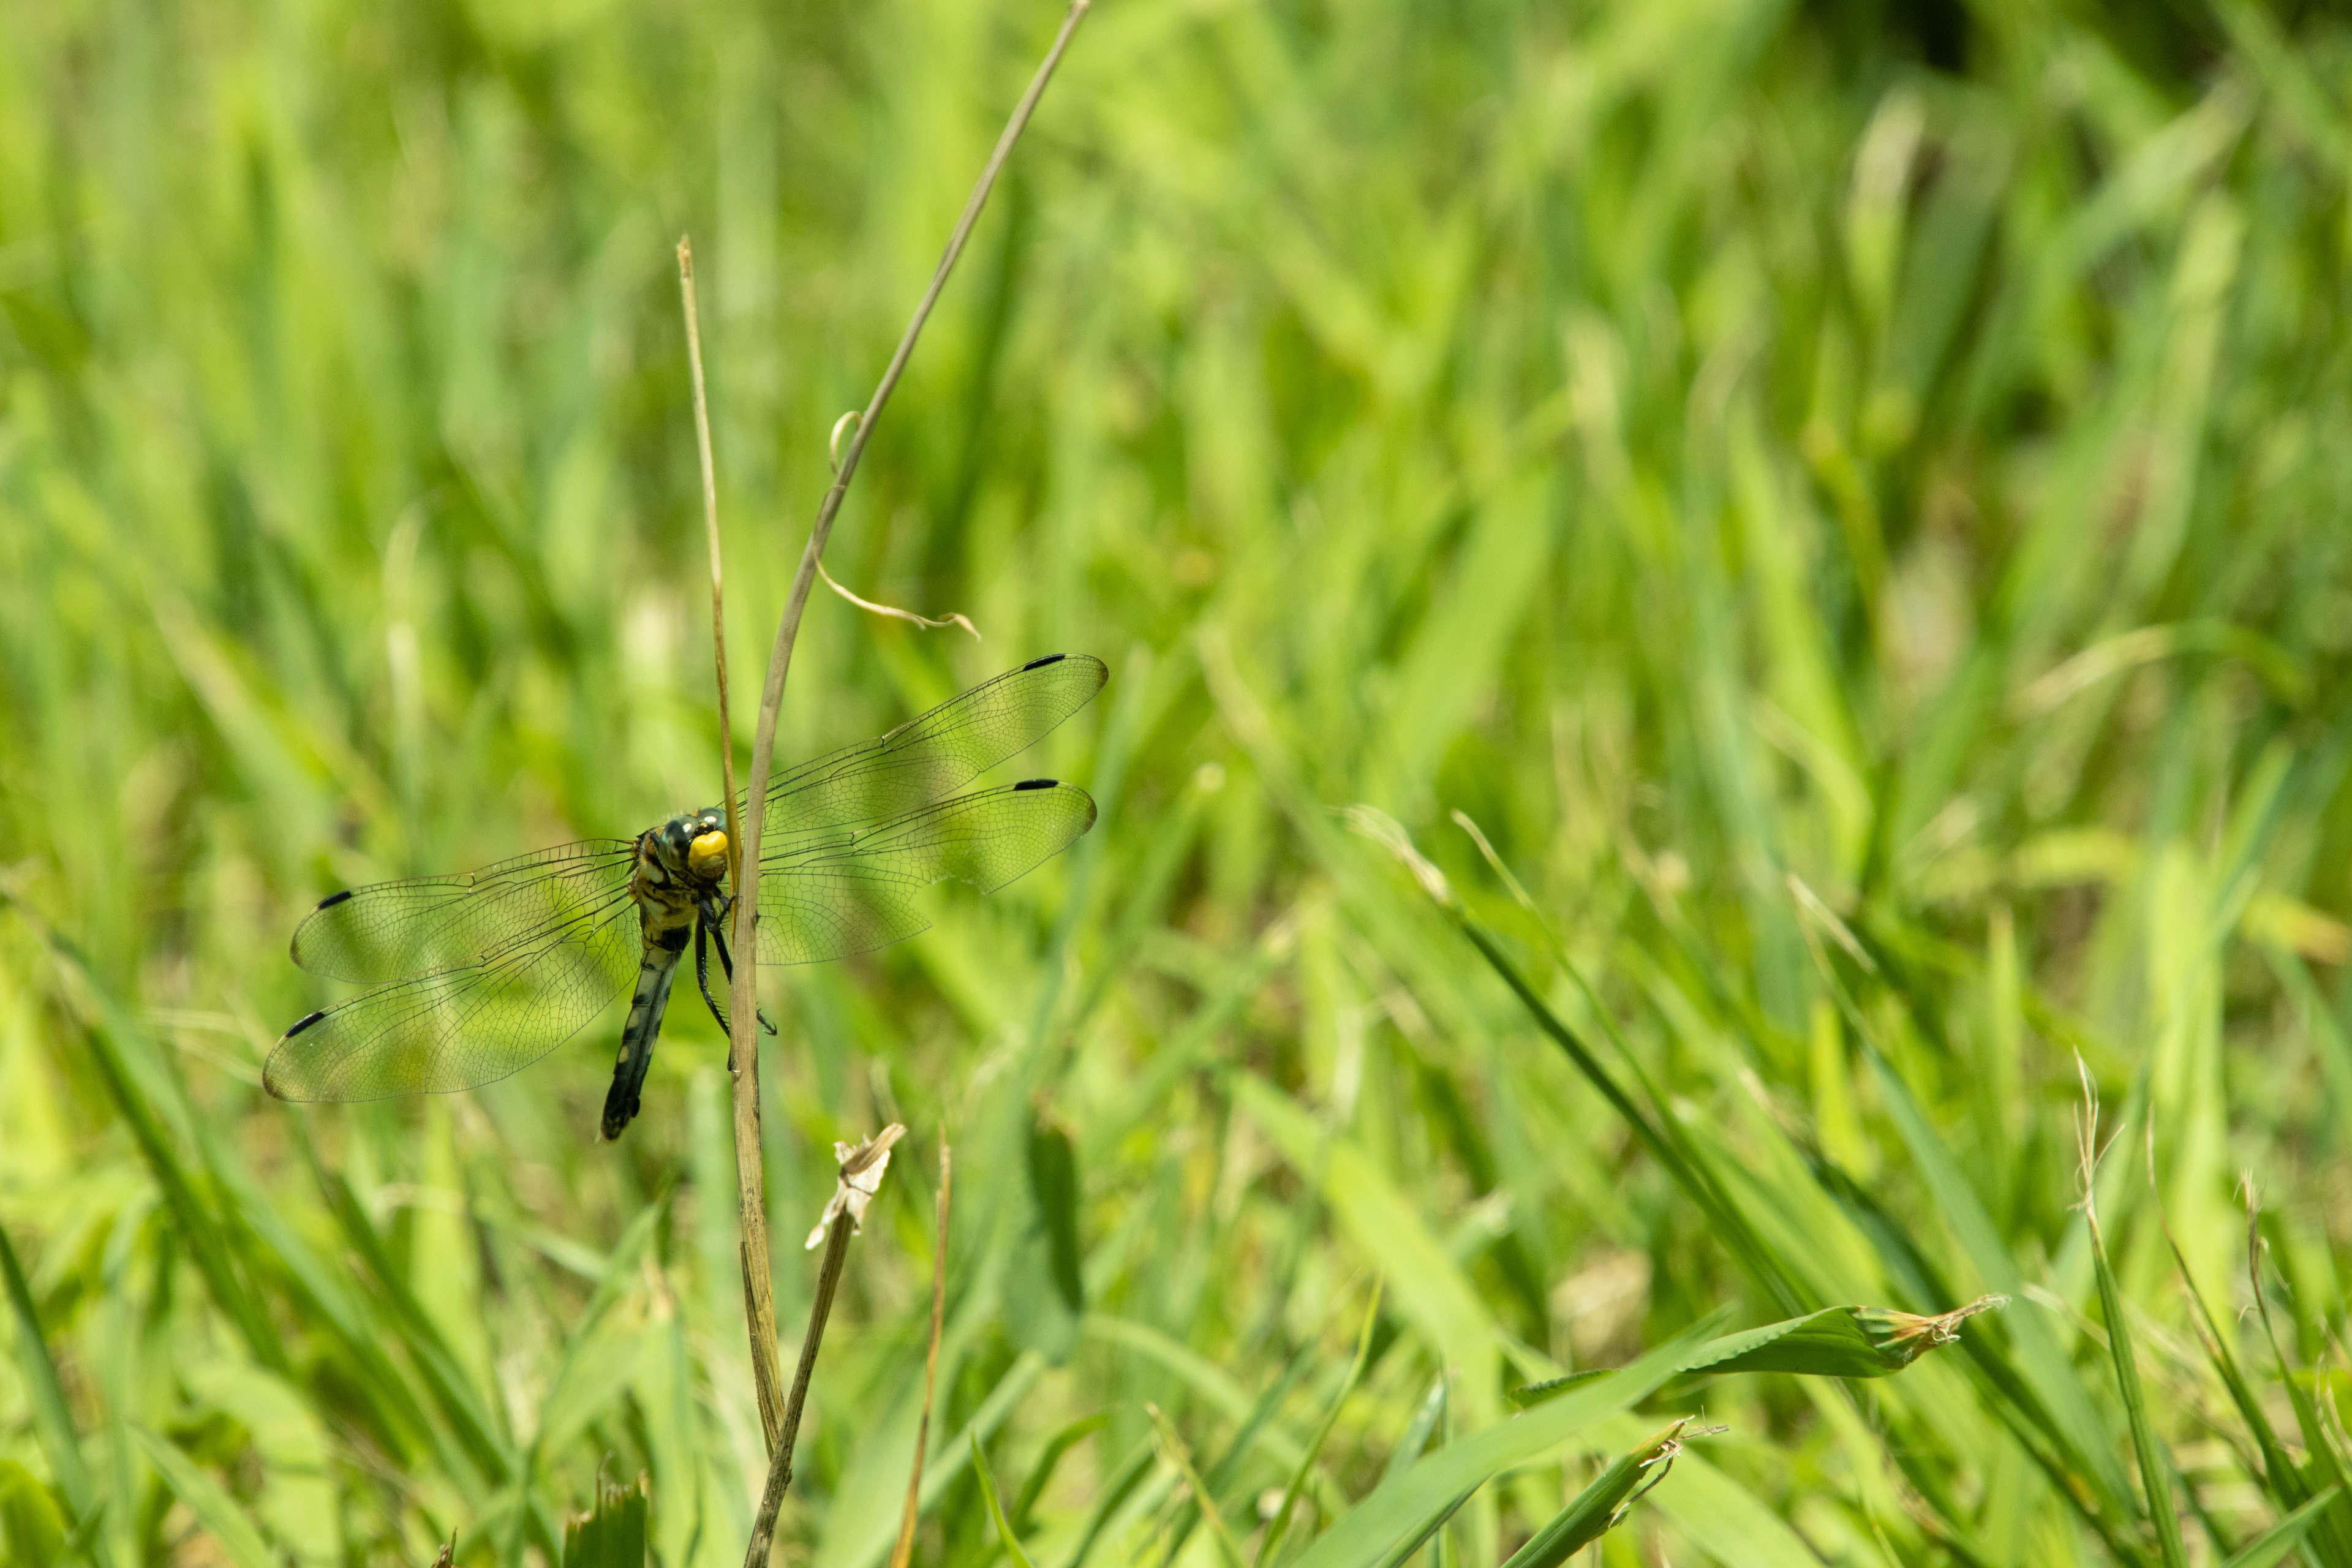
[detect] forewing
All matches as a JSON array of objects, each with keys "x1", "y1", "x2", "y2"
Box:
[
  {"x1": 755, "y1": 654, "x2": 1106, "y2": 844},
  {"x1": 292, "y1": 840, "x2": 639, "y2": 984},
  {"x1": 265, "y1": 887, "x2": 643, "y2": 1102},
  {"x1": 755, "y1": 780, "x2": 1096, "y2": 967}
]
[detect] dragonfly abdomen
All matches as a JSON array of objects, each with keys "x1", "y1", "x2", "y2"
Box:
[{"x1": 603, "y1": 940, "x2": 684, "y2": 1140}]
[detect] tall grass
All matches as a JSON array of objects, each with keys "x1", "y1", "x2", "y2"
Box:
[{"x1": 2, "y1": 0, "x2": 2350, "y2": 1565}]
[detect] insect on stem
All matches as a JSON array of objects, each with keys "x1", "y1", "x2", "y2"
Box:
[{"x1": 722, "y1": 0, "x2": 1091, "y2": 1480}]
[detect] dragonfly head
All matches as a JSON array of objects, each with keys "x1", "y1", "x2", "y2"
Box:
[{"x1": 654, "y1": 808, "x2": 731, "y2": 888}]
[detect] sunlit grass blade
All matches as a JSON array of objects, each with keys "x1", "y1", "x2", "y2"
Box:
[
  {"x1": 1256, "y1": 1283, "x2": 1381, "y2": 1568},
  {"x1": 517, "y1": 1198, "x2": 664, "y2": 1557},
  {"x1": 1389, "y1": 873, "x2": 1799, "y2": 1313},
  {"x1": 2078, "y1": 1080, "x2": 2187, "y2": 1568},
  {"x1": 1676, "y1": 1298, "x2": 2002, "y2": 1379},
  {"x1": 972, "y1": 1434, "x2": 1039, "y2": 1568},
  {"x1": 0, "y1": 1458, "x2": 68, "y2": 1568},
  {"x1": 561, "y1": 1472, "x2": 648, "y2": 1568},
  {"x1": 130, "y1": 1427, "x2": 274, "y2": 1568},
  {"x1": 1148, "y1": 1403, "x2": 1249, "y2": 1568},
  {"x1": 1284, "y1": 1311, "x2": 1726, "y2": 1568},
  {"x1": 303, "y1": 1148, "x2": 514, "y2": 1493},
  {"x1": 2158, "y1": 1181, "x2": 2346, "y2": 1564},
  {"x1": 2245, "y1": 1199, "x2": 2352, "y2": 1562},
  {"x1": 1860, "y1": 1041, "x2": 2141, "y2": 1522},
  {"x1": 1496, "y1": 1421, "x2": 1690, "y2": 1568},
  {"x1": 1155, "y1": 1319, "x2": 1322, "y2": 1568},
  {"x1": 2222, "y1": 1487, "x2": 2341, "y2": 1568},
  {"x1": 18, "y1": 916, "x2": 286, "y2": 1376},
  {"x1": 1011, "y1": 1412, "x2": 1110, "y2": 1539},
  {"x1": 0, "y1": 1225, "x2": 100, "y2": 1557}
]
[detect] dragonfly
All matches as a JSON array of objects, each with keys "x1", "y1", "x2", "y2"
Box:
[{"x1": 266, "y1": 653, "x2": 1106, "y2": 1139}]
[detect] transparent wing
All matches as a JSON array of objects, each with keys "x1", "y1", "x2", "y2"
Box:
[
  {"x1": 753, "y1": 654, "x2": 1106, "y2": 845},
  {"x1": 290, "y1": 840, "x2": 639, "y2": 984},
  {"x1": 265, "y1": 885, "x2": 643, "y2": 1102},
  {"x1": 755, "y1": 779, "x2": 1096, "y2": 967}
]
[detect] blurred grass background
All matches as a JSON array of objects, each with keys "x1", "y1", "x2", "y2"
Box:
[{"x1": 4, "y1": 0, "x2": 2352, "y2": 1562}]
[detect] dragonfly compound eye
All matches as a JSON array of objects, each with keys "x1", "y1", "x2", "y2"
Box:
[{"x1": 688, "y1": 829, "x2": 729, "y2": 880}]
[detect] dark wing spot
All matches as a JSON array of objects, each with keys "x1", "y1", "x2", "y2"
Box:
[
  {"x1": 316, "y1": 889, "x2": 353, "y2": 910},
  {"x1": 285, "y1": 1009, "x2": 327, "y2": 1038},
  {"x1": 1020, "y1": 654, "x2": 1067, "y2": 671},
  {"x1": 1013, "y1": 778, "x2": 1058, "y2": 791}
]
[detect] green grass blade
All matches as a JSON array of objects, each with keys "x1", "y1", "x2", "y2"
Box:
[
  {"x1": 2162, "y1": 1210, "x2": 2316, "y2": 1528},
  {"x1": 2248, "y1": 1227, "x2": 2352, "y2": 1561},
  {"x1": 129, "y1": 1427, "x2": 274, "y2": 1568},
  {"x1": 1235, "y1": 1074, "x2": 1501, "y2": 1434},
  {"x1": 1148, "y1": 1403, "x2": 1249, "y2": 1568},
  {"x1": 0, "y1": 1226, "x2": 97, "y2": 1531},
  {"x1": 1677, "y1": 1298, "x2": 2002, "y2": 1379},
  {"x1": 1283, "y1": 1311, "x2": 1727, "y2": 1568},
  {"x1": 1157, "y1": 1321, "x2": 1325, "y2": 1568},
  {"x1": 2089, "y1": 1202, "x2": 2188, "y2": 1568},
  {"x1": 0, "y1": 1458, "x2": 68, "y2": 1568},
  {"x1": 1597, "y1": 1417, "x2": 1821, "y2": 1568},
  {"x1": 2221, "y1": 1487, "x2": 2340, "y2": 1568},
  {"x1": 1864, "y1": 1045, "x2": 2138, "y2": 1514},
  {"x1": 1446, "y1": 913, "x2": 1801, "y2": 1313},
  {"x1": 1257, "y1": 1284, "x2": 1381, "y2": 1568},
  {"x1": 973, "y1": 1434, "x2": 1041, "y2": 1568},
  {"x1": 1011, "y1": 1413, "x2": 1112, "y2": 1537},
  {"x1": 306, "y1": 1153, "x2": 513, "y2": 1488},
  {"x1": 21, "y1": 916, "x2": 285, "y2": 1376},
  {"x1": 561, "y1": 1473, "x2": 648, "y2": 1568},
  {"x1": 1496, "y1": 1422, "x2": 1687, "y2": 1568}
]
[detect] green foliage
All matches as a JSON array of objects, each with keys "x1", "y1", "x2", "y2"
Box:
[
  {"x1": 1495, "y1": 1423, "x2": 1687, "y2": 1568},
  {"x1": 2, "y1": 0, "x2": 2351, "y2": 1564},
  {"x1": 973, "y1": 1432, "x2": 1041, "y2": 1568},
  {"x1": 564, "y1": 1475, "x2": 649, "y2": 1568},
  {"x1": 1674, "y1": 1299, "x2": 2002, "y2": 1381},
  {"x1": 0, "y1": 1458, "x2": 68, "y2": 1568}
]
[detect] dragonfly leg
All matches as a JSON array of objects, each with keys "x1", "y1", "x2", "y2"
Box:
[
  {"x1": 701, "y1": 900, "x2": 778, "y2": 1036},
  {"x1": 693, "y1": 918, "x2": 733, "y2": 1039}
]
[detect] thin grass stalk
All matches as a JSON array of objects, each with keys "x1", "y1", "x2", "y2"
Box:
[
  {"x1": 1147, "y1": 1404, "x2": 1247, "y2": 1568},
  {"x1": 723, "y1": 0, "x2": 1092, "y2": 1064},
  {"x1": 744, "y1": 1120, "x2": 902, "y2": 1568},
  {"x1": 2076, "y1": 1065, "x2": 2188, "y2": 1568},
  {"x1": 1253, "y1": 1282, "x2": 1381, "y2": 1568},
  {"x1": 679, "y1": 235, "x2": 784, "y2": 1455},
  {"x1": 888, "y1": 1135, "x2": 953, "y2": 1568},
  {"x1": 0, "y1": 1220, "x2": 103, "y2": 1558},
  {"x1": 971, "y1": 1436, "x2": 1041, "y2": 1568}
]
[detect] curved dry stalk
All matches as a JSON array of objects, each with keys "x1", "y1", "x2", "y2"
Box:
[
  {"x1": 816, "y1": 559, "x2": 982, "y2": 641},
  {"x1": 679, "y1": 235, "x2": 787, "y2": 1451},
  {"x1": 725, "y1": 0, "x2": 1093, "y2": 1050},
  {"x1": 721, "y1": 0, "x2": 1092, "y2": 1479}
]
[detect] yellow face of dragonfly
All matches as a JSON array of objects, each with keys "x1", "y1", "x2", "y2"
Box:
[
  {"x1": 654, "y1": 807, "x2": 731, "y2": 888},
  {"x1": 688, "y1": 827, "x2": 729, "y2": 883}
]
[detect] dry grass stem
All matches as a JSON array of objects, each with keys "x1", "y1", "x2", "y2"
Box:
[
  {"x1": 888, "y1": 1134, "x2": 954, "y2": 1568},
  {"x1": 680, "y1": 234, "x2": 787, "y2": 1453},
  {"x1": 720, "y1": 3, "x2": 1090, "y2": 1484},
  {"x1": 745, "y1": 1126, "x2": 906, "y2": 1568},
  {"x1": 725, "y1": 0, "x2": 1093, "y2": 1067}
]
